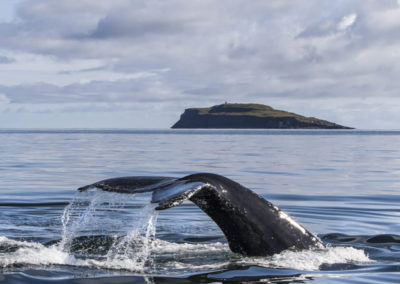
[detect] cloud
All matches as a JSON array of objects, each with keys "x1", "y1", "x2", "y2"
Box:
[
  {"x1": 86, "y1": 10, "x2": 191, "y2": 39},
  {"x1": 337, "y1": 13, "x2": 357, "y2": 31},
  {"x1": 0, "y1": 0, "x2": 399, "y2": 128},
  {"x1": 0, "y1": 55, "x2": 15, "y2": 64},
  {"x1": 0, "y1": 77, "x2": 182, "y2": 105},
  {"x1": 0, "y1": 93, "x2": 10, "y2": 104}
]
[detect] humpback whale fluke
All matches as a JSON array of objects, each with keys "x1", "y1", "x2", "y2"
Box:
[{"x1": 78, "y1": 173, "x2": 323, "y2": 256}]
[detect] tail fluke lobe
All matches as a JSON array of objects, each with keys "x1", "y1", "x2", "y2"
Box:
[{"x1": 78, "y1": 176, "x2": 176, "y2": 194}]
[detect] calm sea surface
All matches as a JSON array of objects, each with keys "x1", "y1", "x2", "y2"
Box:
[{"x1": 1, "y1": 129, "x2": 400, "y2": 283}]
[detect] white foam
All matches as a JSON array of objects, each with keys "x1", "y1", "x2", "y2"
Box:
[
  {"x1": 239, "y1": 246, "x2": 372, "y2": 271},
  {"x1": 158, "y1": 260, "x2": 230, "y2": 271},
  {"x1": 0, "y1": 236, "x2": 84, "y2": 267},
  {"x1": 151, "y1": 238, "x2": 229, "y2": 254},
  {"x1": 0, "y1": 234, "x2": 371, "y2": 273},
  {"x1": 0, "y1": 235, "x2": 43, "y2": 249}
]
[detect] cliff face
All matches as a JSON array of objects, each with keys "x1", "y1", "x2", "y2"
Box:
[{"x1": 171, "y1": 103, "x2": 352, "y2": 129}]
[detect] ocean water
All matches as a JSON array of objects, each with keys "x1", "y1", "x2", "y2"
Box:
[{"x1": 1, "y1": 129, "x2": 400, "y2": 283}]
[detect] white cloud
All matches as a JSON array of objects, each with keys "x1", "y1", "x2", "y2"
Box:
[
  {"x1": 0, "y1": 51, "x2": 162, "y2": 86},
  {"x1": 366, "y1": 9, "x2": 400, "y2": 32},
  {"x1": 337, "y1": 13, "x2": 357, "y2": 31}
]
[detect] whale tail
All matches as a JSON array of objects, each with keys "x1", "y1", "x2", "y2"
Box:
[{"x1": 78, "y1": 173, "x2": 323, "y2": 256}]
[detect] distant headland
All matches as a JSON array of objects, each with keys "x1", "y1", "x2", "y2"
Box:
[{"x1": 171, "y1": 103, "x2": 353, "y2": 129}]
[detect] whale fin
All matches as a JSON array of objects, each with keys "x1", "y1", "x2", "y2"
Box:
[
  {"x1": 78, "y1": 176, "x2": 205, "y2": 209},
  {"x1": 77, "y1": 173, "x2": 323, "y2": 256},
  {"x1": 151, "y1": 180, "x2": 206, "y2": 209},
  {"x1": 78, "y1": 176, "x2": 176, "y2": 194}
]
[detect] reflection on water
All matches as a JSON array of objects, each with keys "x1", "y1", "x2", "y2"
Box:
[{"x1": 1, "y1": 129, "x2": 400, "y2": 283}]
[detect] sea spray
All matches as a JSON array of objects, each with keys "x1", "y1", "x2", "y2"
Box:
[
  {"x1": 59, "y1": 190, "x2": 102, "y2": 251},
  {"x1": 57, "y1": 189, "x2": 159, "y2": 271},
  {"x1": 59, "y1": 190, "x2": 132, "y2": 251},
  {"x1": 104, "y1": 204, "x2": 159, "y2": 271}
]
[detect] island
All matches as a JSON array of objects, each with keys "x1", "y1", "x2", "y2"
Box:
[{"x1": 171, "y1": 103, "x2": 353, "y2": 129}]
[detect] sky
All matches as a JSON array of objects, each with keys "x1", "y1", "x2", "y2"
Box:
[{"x1": 0, "y1": 0, "x2": 400, "y2": 129}]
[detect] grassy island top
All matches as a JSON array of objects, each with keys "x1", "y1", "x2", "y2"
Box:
[{"x1": 188, "y1": 103, "x2": 323, "y2": 123}]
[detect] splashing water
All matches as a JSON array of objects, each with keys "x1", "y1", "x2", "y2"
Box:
[
  {"x1": 57, "y1": 190, "x2": 159, "y2": 272},
  {"x1": 0, "y1": 189, "x2": 372, "y2": 275},
  {"x1": 0, "y1": 190, "x2": 159, "y2": 271},
  {"x1": 102, "y1": 203, "x2": 159, "y2": 271},
  {"x1": 59, "y1": 190, "x2": 133, "y2": 252}
]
